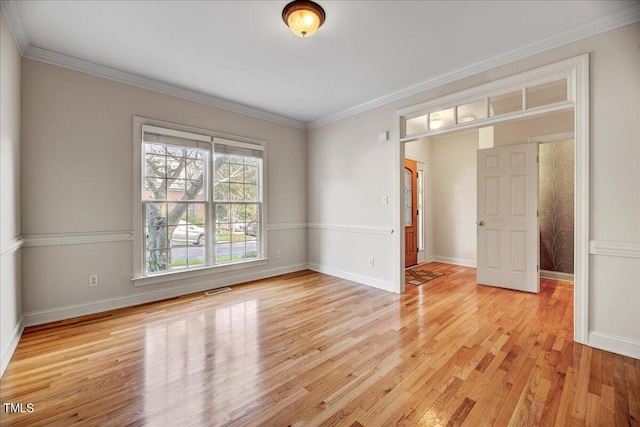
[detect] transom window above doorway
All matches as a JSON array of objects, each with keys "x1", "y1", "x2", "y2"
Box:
[{"x1": 402, "y1": 77, "x2": 569, "y2": 139}]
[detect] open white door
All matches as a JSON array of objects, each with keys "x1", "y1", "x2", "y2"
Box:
[{"x1": 477, "y1": 143, "x2": 539, "y2": 293}]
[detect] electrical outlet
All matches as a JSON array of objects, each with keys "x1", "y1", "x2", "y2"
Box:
[
  {"x1": 89, "y1": 275, "x2": 99, "y2": 287},
  {"x1": 368, "y1": 257, "x2": 374, "y2": 267},
  {"x1": 276, "y1": 250, "x2": 281, "y2": 258}
]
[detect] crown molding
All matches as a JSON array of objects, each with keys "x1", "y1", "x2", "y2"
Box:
[
  {"x1": 4, "y1": 1, "x2": 639, "y2": 131},
  {"x1": 0, "y1": 0, "x2": 28, "y2": 54},
  {"x1": 308, "y1": 3, "x2": 640, "y2": 129},
  {"x1": 21, "y1": 46, "x2": 307, "y2": 130}
]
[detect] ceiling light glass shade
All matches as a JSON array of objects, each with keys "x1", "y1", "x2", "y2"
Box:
[
  {"x1": 430, "y1": 120, "x2": 444, "y2": 130},
  {"x1": 282, "y1": 0, "x2": 326, "y2": 38}
]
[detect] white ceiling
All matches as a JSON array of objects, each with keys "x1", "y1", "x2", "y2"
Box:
[{"x1": 2, "y1": 1, "x2": 638, "y2": 128}]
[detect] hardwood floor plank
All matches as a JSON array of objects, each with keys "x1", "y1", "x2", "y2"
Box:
[{"x1": 1, "y1": 265, "x2": 638, "y2": 426}]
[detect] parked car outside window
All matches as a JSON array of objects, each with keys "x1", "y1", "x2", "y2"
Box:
[
  {"x1": 244, "y1": 222, "x2": 259, "y2": 237},
  {"x1": 172, "y1": 220, "x2": 205, "y2": 245}
]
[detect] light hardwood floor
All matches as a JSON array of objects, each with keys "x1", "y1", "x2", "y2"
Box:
[{"x1": 1, "y1": 263, "x2": 638, "y2": 426}]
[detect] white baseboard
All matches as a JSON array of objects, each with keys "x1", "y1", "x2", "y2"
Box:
[
  {"x1": 23, "y1": 264, "x2": 307, "y2": 327},
  {"x1": 433, "y1": 256, "x2": 477, "y2": 268},
  {"x1": 589, "y1": 331, "x2": 640, "y2": 359},
  {"x1": 541, "y1": 270, "x2": 574, "y2": 281},
  {"x1": 307, "y1": 263, "x2": 393, "y2": 293},
  {"x1": 1, "y1": 316, "x2": 24, "y2": 378}
]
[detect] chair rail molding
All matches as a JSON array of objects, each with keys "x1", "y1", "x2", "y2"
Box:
[
  {"x1": 307, "y1": 223, "x2": 394, "y2": 236},
  {"x1": 589, "y1": 240, "x2": 640, "y2": 259},
  {"x1": 0, "y1": 236, "x2": 25, "y2": 258},
  {"x1": 267, "y1": 222, "x2": 308, "y2": 231},
  {"x1": 23, "y1": 231, "x2": 133, "y2": 247}
]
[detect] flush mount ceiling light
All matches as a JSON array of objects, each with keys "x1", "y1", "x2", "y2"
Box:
[{"x1": 282, "y1": 0, "x2": 326, "y2": 38}]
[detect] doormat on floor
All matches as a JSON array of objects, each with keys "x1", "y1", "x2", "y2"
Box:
[{"x1": 406, "y1": 269, "x2": 444, "y2": 285}]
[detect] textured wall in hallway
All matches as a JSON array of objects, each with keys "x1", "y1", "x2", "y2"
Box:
[{"x1": 539, "y1": 140, "x2": 574, "y2": 273}]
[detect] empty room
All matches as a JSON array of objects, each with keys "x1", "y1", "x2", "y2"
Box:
[{"x1": 1, "y1": 1, "x2": 639, "y2": 425}]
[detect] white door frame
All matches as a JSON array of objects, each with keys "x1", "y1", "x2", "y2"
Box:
[{"x1": 393, "y1": 54, "x2": 589, "y2": 345}]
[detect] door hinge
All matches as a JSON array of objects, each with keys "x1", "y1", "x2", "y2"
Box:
[
  {"x1": 537, "y1": 210, "x2": 539, "y2": 217},
  {"x1": 537, "y1": 265, "x2": 539, "y2": 272}
]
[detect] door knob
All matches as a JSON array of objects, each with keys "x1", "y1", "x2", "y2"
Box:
[{"x1": 477, "y1": 220, "x2": 484, "y2": 226}]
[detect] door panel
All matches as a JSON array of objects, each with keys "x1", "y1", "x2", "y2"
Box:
[
  {"x1": 404, "y1": 159, "x2": 418, "y2": 268},
  {"x1": 477, "y1": 143, "x2": 539, "y2": 293}
]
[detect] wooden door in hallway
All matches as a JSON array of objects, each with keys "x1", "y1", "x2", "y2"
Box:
[{"x1": 404, "y1": 159, "x2": 418, "y2": 267}]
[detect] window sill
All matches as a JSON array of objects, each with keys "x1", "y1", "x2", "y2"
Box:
[{"x1": 132, "y1": 258, "x2": 269, "y2": 287}]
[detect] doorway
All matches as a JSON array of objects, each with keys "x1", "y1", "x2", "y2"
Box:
[
  {"x1": 404, "y1": 159, "x2": 418, "y2": 267},
  {"x1": 534, "y1": 132, "x2": 576, "y2": 281},
  {"x1": 403, "y1": 113, "x2": 575, "y2": 288},
  {"x1": 394, "y1": 55, "x2": 589, "y2": 344}
]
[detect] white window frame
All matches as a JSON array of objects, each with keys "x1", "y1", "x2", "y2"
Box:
[{"x1": 132, "y1": 117, "x2": 268, "y2": 287}]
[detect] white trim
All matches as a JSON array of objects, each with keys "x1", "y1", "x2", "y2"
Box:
[
  {"x1": 394, "y1": 115, "x2": 404, "y2": 293},
  {"x1": 267, "y1": 222, "x2": 307, "y2": 231},
  {"x1": 307, "y1": 263, "x2": 393, "y2": 293},
  {"x1": 0, "y1": 0, "x2": 28, "y2": 54},
  {"x1": 24, "y1": 264, "x2": 307, "y2": 327},
  {"x1": 307, "y1": 223, "x2": 394, "y2": 236},
  {"x1": 0, "y1": 316, "x2": 24, "y2": 378},
  {"x1": 23, "y1": 231, "x2": 133, "y2": 247},
  {"x1": 4, "y1": 0, "x2": 636, "y2": 131},
  {"x1": 433, "y1": 256, "x2": 477, "y2": 268},
  {"x1": 529, "y1": 131, "x2": 575, "y2": 144},
  {"x1": 133, "y1": 258, "x2": 269, "y2": 287},
  {"x1": 22, "y1": 47, "x2": 306, "y2": 130},
  {"x1": 589, "y1": 331, "x2": 640, "y2": 360},
  {"x1": 133, "y1": 116, "x2": 269, "y2": 280},
  {"x1": 394, "y1": 54, "x2": 590, "y2": 345},
  {"x1": 142, "y1": 124, "x2": 211, "y2": 142},
  {"x1": 589, "y1": 240, "x2": 640, "y2": 259},
  {"x1": 540, "y1": 270, "x2": 574, "y2": 281},
  {"x1": 396, "y1": 56, "x2": 582, "y2": 134},
  {"x1": 0, "y1": 236, "x2": 25, "y2": 258},
  {"x1": 309, "y1": 4, "x2": 640, "y2": 129},
  {"x1": 213, "y1": 137, "x2": 265, "y2": 152},
  {"x1": 573, "y1": 54, "x2": 590, "y2": 346}
]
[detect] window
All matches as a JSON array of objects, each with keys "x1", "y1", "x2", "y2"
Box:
[
  {"x1": 213, "y1": 140, "x2": 263, "y2": 264},
  {"x1": 399, "y1": 74, "x2": 572, "y2": 140},
  {"x1": 135, "y1": 120, "x2": 265, "y2": 281}
]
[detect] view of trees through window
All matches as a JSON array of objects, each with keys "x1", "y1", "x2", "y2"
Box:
[
  {"x1": 145, "y1": 144, "x2": 206, "y2": 273},
  {"x1": 143, "y1": 136, "x2": 262, "y2": 275},
  {"x1": 214, "y1": 152, "x2": 261, "y2": 263}
]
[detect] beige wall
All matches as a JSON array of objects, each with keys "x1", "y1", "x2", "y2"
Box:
[
  {"x1": 20, "y1": 59, "x2": 307, "y2": 323},
  {"x1": 494, "y1": 110, "x2": 573, "y2": 146},
  {"x1": 308, "y1": 22, "x2": 640, "y2": 356},
  {"x1": 0, "y1": 10, "x2": 23, "y2": 376},
  {"x1": 430, "y1": 130, "x2": 479, "y2": 266}
]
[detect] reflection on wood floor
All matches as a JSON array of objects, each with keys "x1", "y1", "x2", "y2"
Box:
[{"x1": 1, "y1": 263, "x2": 638, "y2": 426}]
